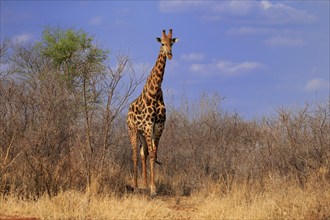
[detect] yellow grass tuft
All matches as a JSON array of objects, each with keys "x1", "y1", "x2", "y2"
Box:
[{"x1": 1, "y1": 176, "x2": 329, "y2": 219}]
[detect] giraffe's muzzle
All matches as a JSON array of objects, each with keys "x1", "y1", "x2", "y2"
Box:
[{"x1": 167, "y1": 52, "x2": 173, "y2": 60}]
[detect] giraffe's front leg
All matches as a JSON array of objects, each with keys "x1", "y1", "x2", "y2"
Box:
[
  {"x1": 149, "y1": 152, "x2": 156, "y2": 197},
  {"x1": 140, "y1": 147, "x2": 148, "y2": 189},
  {"x1": 145, "y1": 135, "x2": 157, "y2": 197}
]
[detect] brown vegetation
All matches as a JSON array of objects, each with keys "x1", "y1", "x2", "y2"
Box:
[
  {"x1": 1, "y1": 29, "x2": 329, "y2": 219},
  {"x1": 1, "y1": 177, "x2": 329, "y2": 219}
]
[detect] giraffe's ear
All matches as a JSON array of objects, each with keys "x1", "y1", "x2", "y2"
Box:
[
  {"x1": 156, "y1": 37, "x2": 162, "y2": 43},
  {"x1": 172, "y1": 38, "x2": 178, "y2": 43}
]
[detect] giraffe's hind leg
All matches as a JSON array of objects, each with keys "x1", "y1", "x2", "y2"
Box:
[
  {"x1": 153, "y1": 122, "x2": 164, "y2": 166},
  {"x1": 138, "y1": 132, "x2": 148, "y2": 190},
  {"x1": 128, "y1": 127, "x2": 139, "y2": 191}
]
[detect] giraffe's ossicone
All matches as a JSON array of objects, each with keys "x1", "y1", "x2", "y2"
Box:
[{"x1": 127, "y1": 29, "x2": 178, "y2": 197}]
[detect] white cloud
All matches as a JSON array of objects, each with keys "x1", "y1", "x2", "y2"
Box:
[
  {"x1": 265, "y1": 36, "x2": 305, "y2": 47},
  {"x1": 227, "y1": 26, "x2": 307, "y2": 48},
  {"x1": 181, "y1": 53, "x2": 205, "y2": 62},
  {"x1": 305, "y1": 78, "x2": 329, "y2": 91},
  {"x1": 88, "y1": 16, "x2": 103, "y2": 26},
  {"x1": 213, "y1": 1, "x2": 257, "y2": 16},
  {"x1": 226, "y1": 26, "x2": 298, "y2": 37},
  {"x1": 260, "y1": 0, "x2": 272, "y2": 10},
  {"x1": 158, "y1": 1, "x2": 207, "y2": 13},
  {"x1": 190, "y1": 60, "x2": 264, "y2": 76},
  {"x1": 215, "y1": 0, "x2": 317, "y2": 25},
  {"x1": 217, "y1": 60, "x2": 264, "y2": 74},
  {"x1": 159, "y1": 0, "x2": 317, "y2": 25},
  {"x1": 258, "y1": 1, "x2": 317, "y2": 25},
  {"x1": 190, "y1": 63, "x2": 205, "y2": 72},
  {"x1": 11, "y1": 33, "x2": 33, "y2": 43}
]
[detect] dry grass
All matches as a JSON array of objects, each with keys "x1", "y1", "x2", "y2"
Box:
[{"x1": 1, "y1": 176, "x2": 329, "y2": 220}]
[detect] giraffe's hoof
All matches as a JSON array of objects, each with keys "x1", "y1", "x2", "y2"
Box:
[
  {"x1": 125, "y1": 185, "x2": 134, "y2": 193},
  {"x1": 150, "y1": 191, "x2": 157, "y2": 199},
  {"x1": 150, "y1": 186, "x2": 157, "y2": 198}
]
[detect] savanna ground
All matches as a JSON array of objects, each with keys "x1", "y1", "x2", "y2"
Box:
[
  {"x1": 1, "y1": 28, "x2": 329, "y2": 219},
  {"x1": 1, "y1": 176, "x2": 330, "y2": 219}
]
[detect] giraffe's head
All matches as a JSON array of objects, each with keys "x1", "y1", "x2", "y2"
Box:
[{"x1": 156, "y1": 29, "x2": 178, "y2": 60}]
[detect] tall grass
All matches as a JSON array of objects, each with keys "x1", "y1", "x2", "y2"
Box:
[{"x1": 1, "y1": 176, "x2": 329, "y2": 219}]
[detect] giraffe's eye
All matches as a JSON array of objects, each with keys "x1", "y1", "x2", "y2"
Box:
[{"x1": 161, "y1": 43, "x2": 165, "y2": 46}]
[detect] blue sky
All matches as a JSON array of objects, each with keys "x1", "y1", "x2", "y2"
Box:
[{"x1": 1, "y1": 0, "x2": 329, "y2": 119}]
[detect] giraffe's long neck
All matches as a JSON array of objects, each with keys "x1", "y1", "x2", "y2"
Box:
[{"x1": 144, "y1": 48, "x2": 167, "y2": 96}]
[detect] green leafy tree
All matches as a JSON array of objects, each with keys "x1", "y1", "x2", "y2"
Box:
[{"x1": 40, "y1": 27, "x2": 108, "y2": 89}]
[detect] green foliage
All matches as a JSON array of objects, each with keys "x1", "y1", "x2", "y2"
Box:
[
  {"x1": 39, "y1": 27, "x2": 108, "y2": 87},
  {"x1": 43, "y1": 28, "x2": 83, "y2": 64}
]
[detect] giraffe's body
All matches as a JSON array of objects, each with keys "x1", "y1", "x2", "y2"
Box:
[{"x1": 127, "y1": 29, "x2": 178, "y2": 196}]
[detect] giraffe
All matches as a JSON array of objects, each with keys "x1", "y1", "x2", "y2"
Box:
[{"x1": 127, "y1": 29, "x2": 178, "y2": 197}]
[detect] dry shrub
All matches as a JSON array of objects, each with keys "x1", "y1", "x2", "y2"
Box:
[
  {"x1": 0, "y1": 39, "x2": 142, "y2": 198},
  {"x1": 1, "y1": 70, "x2": 329, "y2": 199},
  {"x1": 2, "y1": 75, "x2": 328, "y2": 199},
  {"x1": 158, "y1": 94, "x2": 329, "y2": 195}
]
